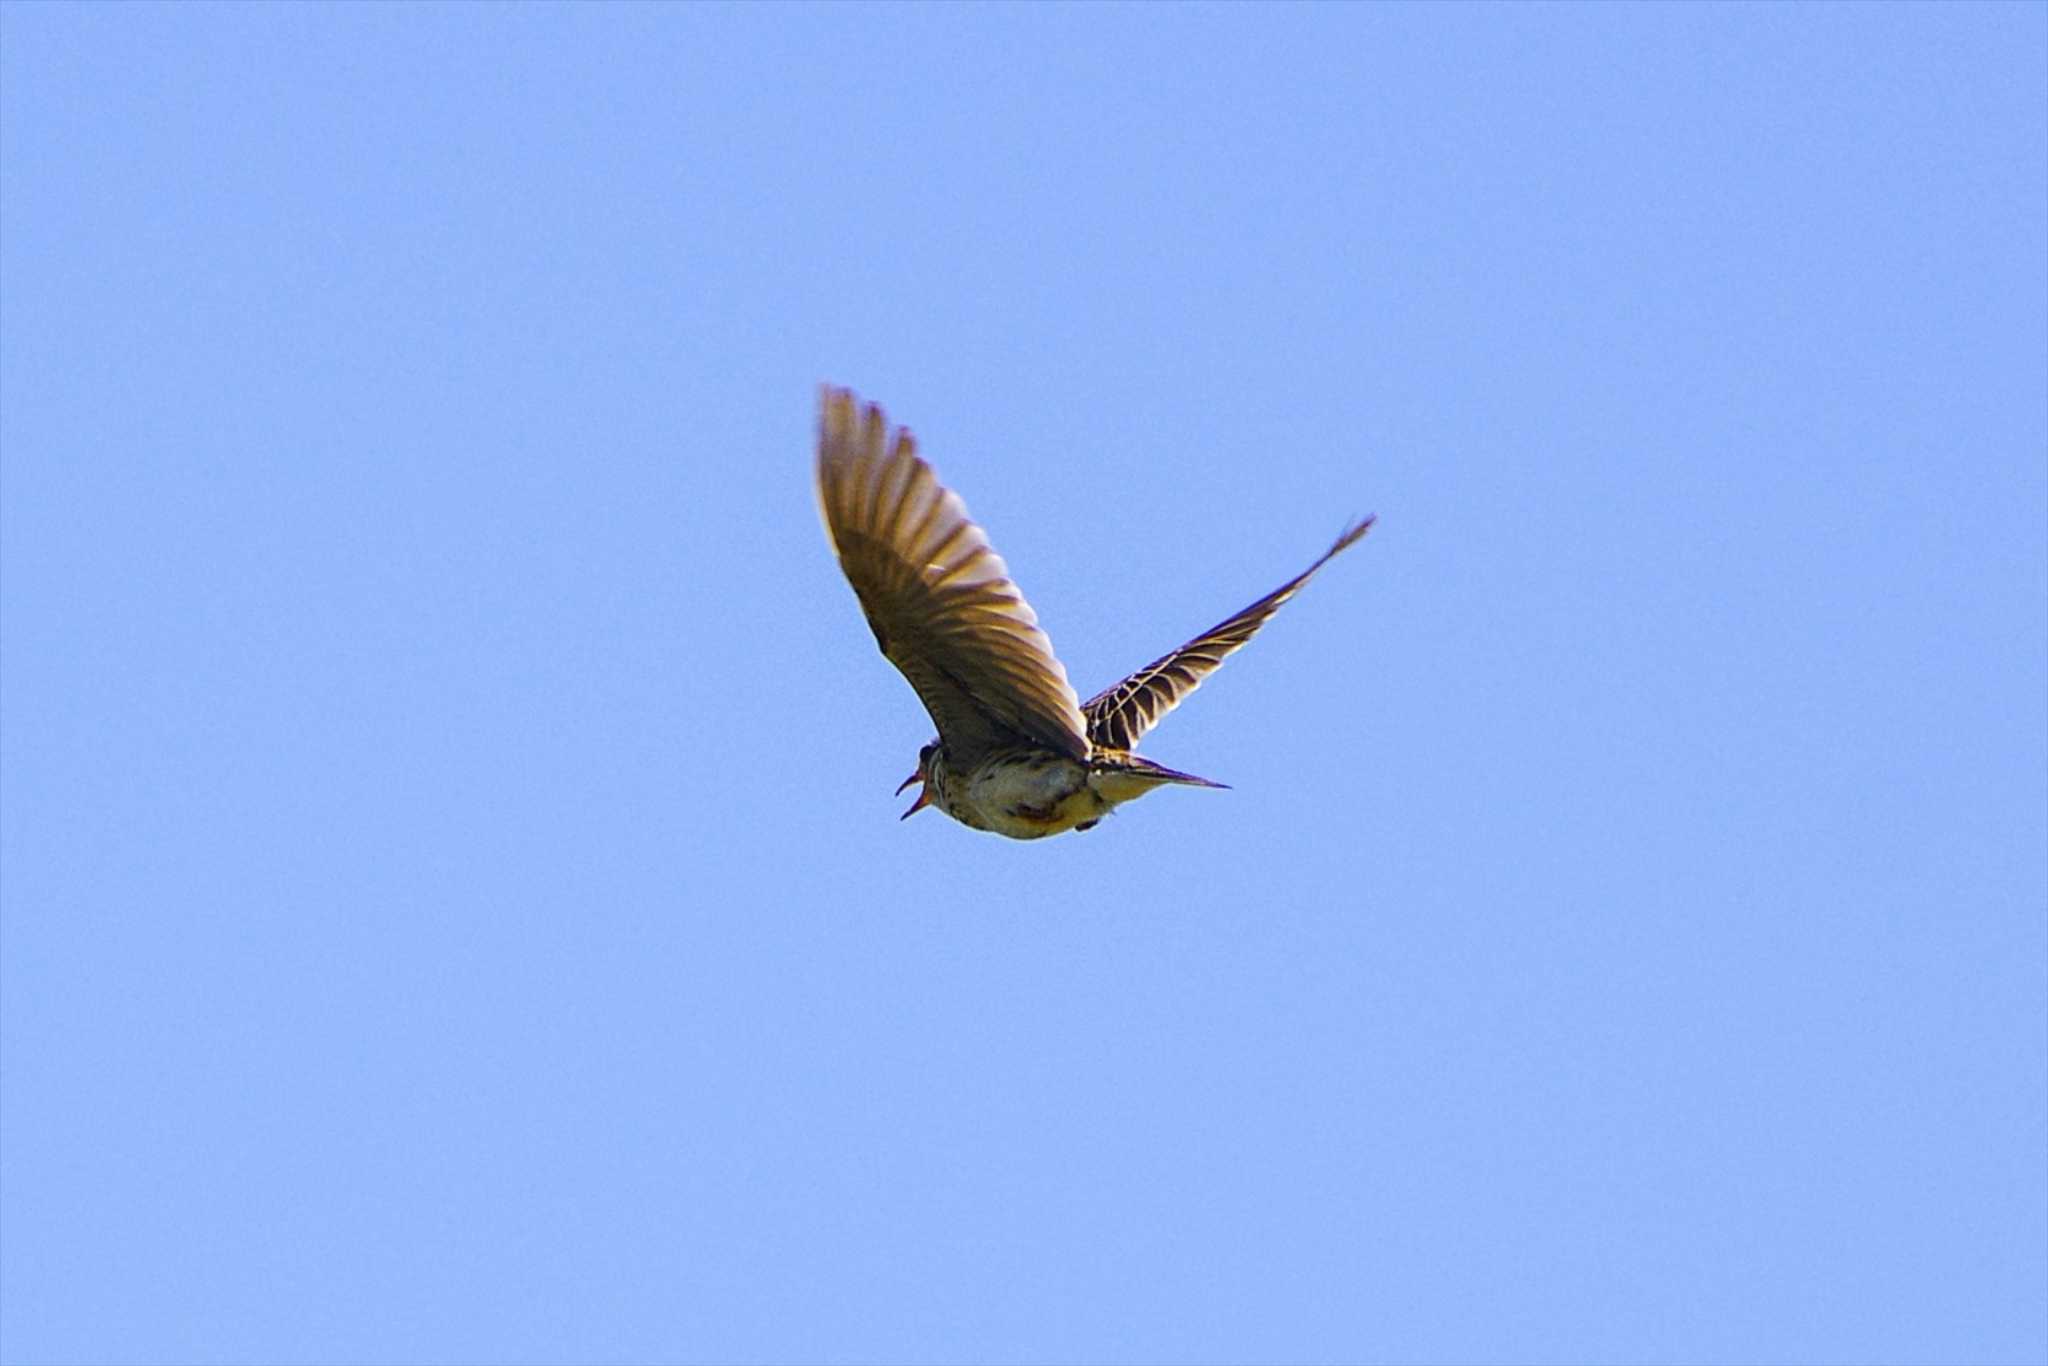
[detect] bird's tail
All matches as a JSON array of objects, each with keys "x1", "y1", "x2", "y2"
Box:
[{"x1": 1091, "y1": 752, "x2": 1229, "y2": 801}]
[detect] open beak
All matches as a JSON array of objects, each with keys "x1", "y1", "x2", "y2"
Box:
[{"x1": 896, "y1": 770, "x2": 930, "y2": 820}]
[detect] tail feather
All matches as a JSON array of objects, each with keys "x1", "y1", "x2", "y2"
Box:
[{"x1": 1092, "y1": 751, "x2": 1229, "y2": 796}]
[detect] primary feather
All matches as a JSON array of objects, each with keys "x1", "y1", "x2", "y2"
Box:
[
  {"x1": 1082, "y1": 517, "x2": 1375, "y2": 751},
  {"x1": 815, "y1": 388, "x2": 1090, "y2": 765}
]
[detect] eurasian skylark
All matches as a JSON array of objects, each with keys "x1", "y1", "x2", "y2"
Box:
[{"x1": 816, "y1": 386, "x2": 1373, "y2": 839}]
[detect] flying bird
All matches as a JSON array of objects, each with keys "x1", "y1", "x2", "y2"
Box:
[{"x1": 815, "y1": 386, "x2": 1373, "y2": 840}]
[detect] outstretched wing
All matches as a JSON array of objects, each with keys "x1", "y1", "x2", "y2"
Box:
[
  {"x1": 1083, "y1": 517, "x2": 1375, "y2": 752},
  {"x1": 816, "y1": 387, "x2": 1090, "y2": 765}
]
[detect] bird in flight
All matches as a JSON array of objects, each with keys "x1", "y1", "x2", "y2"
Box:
[{"x1": 815, "y1": 386, "x2": 1373, "y2": 840}]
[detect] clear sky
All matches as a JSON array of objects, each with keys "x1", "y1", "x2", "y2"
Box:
[{"x1": 3, "y1": 5, "x2": 2043, "y2": 1365}]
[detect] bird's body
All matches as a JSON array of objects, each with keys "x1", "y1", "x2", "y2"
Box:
[
  {"x1": 814, "y1": 386, "x2": 1372, "y2": 840},
  {"x1": 924, "y1": 743, "x2": 1224, "y2": 840}
]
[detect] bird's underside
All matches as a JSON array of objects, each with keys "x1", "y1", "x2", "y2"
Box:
[
  {"x1": 924, "y1": 744, "x2": 1228, "y2": 841},
  {"x1": 815, "y1": 385, "x2": 1373, "y2": 839}
]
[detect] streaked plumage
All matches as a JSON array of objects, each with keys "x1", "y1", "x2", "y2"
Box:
[{"x1": 815, "y1": 386, "x2": 1373, "y2": 839}]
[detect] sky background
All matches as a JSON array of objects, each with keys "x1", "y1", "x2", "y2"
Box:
[{"x1": 3, "y1": 5, "x2": 2044, "y2": 1365}]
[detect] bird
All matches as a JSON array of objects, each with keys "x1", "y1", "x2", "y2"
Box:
[{"x1": 814, "y1": 386, "x2": 1374, "y2": 840}]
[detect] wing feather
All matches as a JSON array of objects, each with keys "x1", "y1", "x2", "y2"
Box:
[
  {"x1": 1083, "y1": 517, "x2": 1375, "y2": 751},
  {"x1": 816, "y1": 387, "x2": 1090, "y2": 764}
]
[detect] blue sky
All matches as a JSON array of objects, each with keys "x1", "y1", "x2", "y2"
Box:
[{"x1": 3, "y1": 4, "x2": 2043, "y2": 1364}]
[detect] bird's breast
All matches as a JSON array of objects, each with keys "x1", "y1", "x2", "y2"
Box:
[{"x1": 948, "y1": 749, "x2": 1102, "y2": 840}]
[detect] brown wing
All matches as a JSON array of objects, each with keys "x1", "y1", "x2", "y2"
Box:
[
  {"x1": 1083, "y1": 517, "x2": 1375, "y2": 752},
  {"x1": 816, "y1": 387, "x2": 1090, "y2": 765}
]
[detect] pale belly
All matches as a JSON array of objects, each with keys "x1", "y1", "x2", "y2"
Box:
[{"x1": 954, "y1": 753, "x2": 1110, "y2": 840}]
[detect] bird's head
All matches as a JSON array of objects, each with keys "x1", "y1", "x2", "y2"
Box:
[{"x1": 896, "y1": 741, "x2": 939, "y2": 820}]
